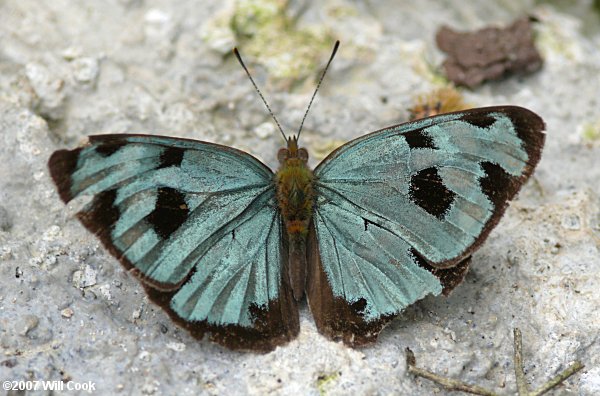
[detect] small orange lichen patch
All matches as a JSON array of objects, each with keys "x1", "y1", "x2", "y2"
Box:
[{"x1": 408, "y1": 86, "x2": 471, "y2": 121}]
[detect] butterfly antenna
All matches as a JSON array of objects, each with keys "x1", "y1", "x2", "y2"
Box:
[
  {"x1": 233, "y1": 47, "x2": 287, "y2": 141},
  {"x1": 297, "y1": 40, "x2": 340, "y2": 140}
]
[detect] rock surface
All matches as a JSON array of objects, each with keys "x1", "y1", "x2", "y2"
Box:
[{"x1": 1, "y1": 1, "x2": 599, "y2": 395}]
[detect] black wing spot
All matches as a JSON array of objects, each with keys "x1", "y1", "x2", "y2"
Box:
[
  {"x1": 158, "y1": 147, "x2": 185, "y2": 169},
  {"x1": 78, "y1": 189, "x2": 120, "y2": 233},
  {"x1": 404, "y1": 129, "x2": 437, "y2": 149},
  {"x1": 479, "y1": 161, "x2": 514, "y2": 208},
  {"x1": 363, "y1": 218, "x2": 384, "y2": 232},
  {"x1": 460, "y1": 113, "x2": 496, "y2": 129},
  {"x1": 147, "y1": 187, "x2": 189, "y2": 239},
  {"x1": 350, "y1": 298, "x2": 367, "y2": 315},
  {"x1": 410, "y1": 248, "x2": 429, "y2": 268},
  {"x1": 95, "y1": 143, "x2": 126, "y2": 157},
  {"x1": 409, "y1": 167, "x2": 455, "y2": 220}
]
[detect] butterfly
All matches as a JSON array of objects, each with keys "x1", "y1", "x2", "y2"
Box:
[{"x1": 48, "y1": 42, "x2": 545, "y2": 352}]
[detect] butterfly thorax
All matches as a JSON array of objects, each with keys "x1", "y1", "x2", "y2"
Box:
[
  {"x1": 275, "y1": 137, "x2": 314, "y2": 235},
  {"x1": 275, "y1": 136, "x2": 314, "y2": 300}
]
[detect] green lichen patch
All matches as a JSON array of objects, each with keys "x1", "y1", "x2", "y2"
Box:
[
  {"x1": 316, "y1": 371, "x2": 340, "y2": 396},
  {"x1": 580, "y1": 120, "x2": 600, "y2": 144},
  {"x1": 203, "y1": 0, "x2": 334, "y2": 83}
]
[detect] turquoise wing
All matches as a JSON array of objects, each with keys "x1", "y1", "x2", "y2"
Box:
[
  {"x1": 307, "y1": 106, "x2": 545, "y2": 345},
  {"x1": 48, "y1": 135, "x2": 298, "y2": 351}
]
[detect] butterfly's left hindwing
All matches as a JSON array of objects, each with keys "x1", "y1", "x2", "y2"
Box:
[
  {"x1": 49, "y1": 135, "x2": 298, "y2": 351},
  {"x1": 308, "y1": 106, "x2": 544, "y2": 345}
]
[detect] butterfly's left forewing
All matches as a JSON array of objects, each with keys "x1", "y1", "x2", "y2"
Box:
[
  {"x1": 49, "y1": 135, "x2": 298, "y2": 351},
  {"x1": 308, "y1": 106, "x2": 544, "y2": 345}
]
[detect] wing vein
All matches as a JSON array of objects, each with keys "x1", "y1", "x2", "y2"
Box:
[{"x1": 316, "y1": 209, "x2": 347, "y2": 296}]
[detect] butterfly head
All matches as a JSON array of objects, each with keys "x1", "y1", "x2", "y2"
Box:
[{"x1": 278, "y1": 135, "x2": 309, "y2": 164}]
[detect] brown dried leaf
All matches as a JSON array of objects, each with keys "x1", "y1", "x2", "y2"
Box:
[{"x1": 436, "y1": 17, "x2": 543, "y2": 88}]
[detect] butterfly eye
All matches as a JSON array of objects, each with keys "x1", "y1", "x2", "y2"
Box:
[
  {"x1": 297, "y1": 148, "x2": 309, "y2": 161},
  {"x1": 277, "y1": 148, "x2": 289, "y2": 163}
]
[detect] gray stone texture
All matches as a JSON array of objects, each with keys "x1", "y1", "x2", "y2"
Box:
[{"x1": 1, "y1": 1, "x2": 599, "y2": 395}]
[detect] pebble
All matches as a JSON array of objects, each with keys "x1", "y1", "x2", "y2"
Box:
[
  {"x1": 24, "y1": 62, "x2": 66, "y2": 119},
  {"x1": 166, "y1": 341, "x2": 186, "y2": 352},
  {"x1": 72, "y1": 265, "x2": 98, "y2": 288},
  {"x1": 561, "y1": 214, "x2": 581, "y2": 230},
  {"x1": 20, "y1": 314, "x2": 40, "y2": 336},
  {"x1": 71, "y1": 57, "x2": 100, "y2": 85},
  {"x1": 61, "y1": 307, "x2": 74, "y2": 318}
]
